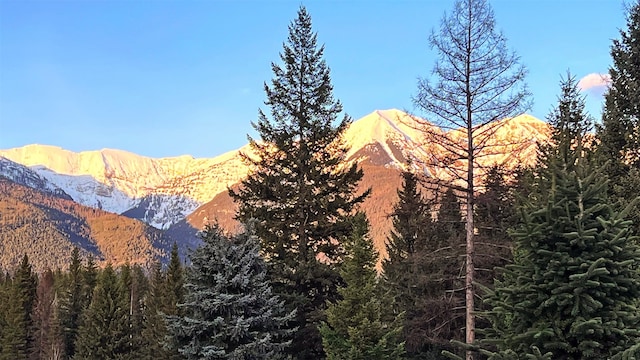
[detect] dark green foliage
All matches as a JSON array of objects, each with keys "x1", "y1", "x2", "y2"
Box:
[
  {"x1": 229, "y1": 6, "x2": 368, "y2": 358},
  {"x1": 423, "y1": 188, "x2": 466, "y2": 353},
  {"x1": 167, "y1": 224, "x2": 295, "y2": 359},
  {"x1": 0, "y1": 255, "x2": 37, "y2": 360},
  {"x1": 73, "y1": 264, "x2": 131, "y2": 359},
  {"x1": 382, "y1": 179, "x2": 465, "y2": 359},
  {"x1": 381, "y1": 171, "x2": 440, "y2": 358},
  {"x1": 118, "y1": 263, "x2": 148, "y2": 359},
  {"x1": 140, "y1": 245, "x2": 183, "y2": 360},
  {"x1": 164, "y1": 242, "x2": 184, "y2": 317},
  {"x1": 598, "y1": 0, "x2": 640, "y2": 173},
  {"x1": 59, "y1": 248, "x2": 84, "y2": 358},
  {"x1": 321, "y1": 213, "x2": 404, "y2": 360},
  {"x1": 474, "y1": 166, "x2": 519, "y2": 297},
  {"x1": 384, "y1": 171, "x2": 433, "y2": 268},
  {"x1": 83, "y1": 254, "x2": 98, "y2": 306},
  {"x1": 598, "y1": 1, "x2": 640, "y2": 236},
  {"x1": 482, "y1": 74, "x2": 640, "y2": 359},
  {"x1": 139, "y1": 262, "x2": 171, "y2": 360}
]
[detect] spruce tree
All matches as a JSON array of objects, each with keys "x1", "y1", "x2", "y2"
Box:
[
  {"x1": 59, "y1": 248, "x2": 84, "y2": 358},
  {"x1": 481, "y1": 74, "x2": 640, "y2": 359},
  {"x1": 73, "y1": 264, "x2": 131, "y2": 359},
  {"x1": 321, "y1": 213, "x2": 404, "y2": 360},
  {"x1": 139, "y1": 262, "x2": 171, "y2": 360},
  {"x1": 229, "y1": 6, "x2": 368, "y2": 358},
  {"x1": 83, "y1": 254, "x2": 98, "y2": 307},
  {"x1": 167, "y1": 224, "x2": 295, "y2": 359},
  {"x1": 381, "y1": 171, "x2": 440, "y2": 358},
  {"x1": 117, "y1": 263, "x2": 148, "y2": 359},
  {"x1": 598, "y1": 0, "x2": 640, "y2": 235},
  {"x1": 164, "y1": 242, "x2": 184, "y2": 317},
  {"x1": 598, "y1": 0, "x2": 640, "y2": 173}
]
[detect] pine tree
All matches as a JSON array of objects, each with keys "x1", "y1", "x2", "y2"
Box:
[
  {"x1": 73, "y1": 264, "x2": 131, "y2": 359},
  {"x1": 167, "y1": 224, "x2": 295, "y2": 359},
  {"x1": 320, "y1": 213, "x2": 404, "y2": 360},
  {"x1": 481, "y1": 74, "x2": 640, "y2": 359},
  {"x1": 229, "y1": 6, "x2": 368, "y2": 358}
]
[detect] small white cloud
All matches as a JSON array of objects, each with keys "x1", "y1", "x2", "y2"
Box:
[{"x1": 578, "y1": 73, "x2": 612, "y2": 96}]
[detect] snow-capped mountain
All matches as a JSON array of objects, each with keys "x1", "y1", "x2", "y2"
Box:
[
  {"x1": 0, "y1": 109, "x2": 549, "y2": 230},
  {"x1": 0, "y1": 156, "x2": 72, "y2": 200},
  {"x1": 0, "y1": 144, "x2": 251, "y2": 229}
]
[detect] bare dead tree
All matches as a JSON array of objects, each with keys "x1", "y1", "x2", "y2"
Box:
[{"x1": 412, "y1": 0, "x2": 531, "y2": 358}]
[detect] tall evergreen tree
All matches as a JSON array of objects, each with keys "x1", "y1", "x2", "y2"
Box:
[
  {"x1": 229, "y1": 6, "x2": 368, "y2": 358},
  {"x1": 381, "y1": 171, "x2": 440, "y2": 358},
  {"x1": 167, "y1": 224, "x2": 295, "y2": 359},
  {"x1": 164, "y1": 242, "x2": 184, "y2": 317},
  {"x1": 383, "y1": 171, "x2": 433, "y2": 271},
  {"x1": 59, "y1": 248, "x2": 84, "y2": 358},
  {"x1": 82, "y1": 254, "x2": 98, "y2": 308},
  {"x1": 321, "y1": 213, "x2": 404, "y2": 360},
  {"x1": 598, "y1": 0, "x2": 640, "y2": 235},
  {"x1": 115, "y1": 263, "x2": 148, "y2": 359},
  {"x1": 480, "y1": 74, "x2": 640, "y2": 359},
  {"x1": 413, "y1": 1, "x2": 530, "y2": 356},
  {"x1": 73, "y1": 264, "x2": 131, "y2": 359},
  {"x1": 139, "y1": 262, "x2": 171, "y2": 360},
  {"x1": 598, "y1": 0, "x2": 640, "y2": 173}
]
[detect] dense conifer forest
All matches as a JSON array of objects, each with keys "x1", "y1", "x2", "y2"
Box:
[{"x1": 2, "y1": 1, "x2": 640, "y2": 359}]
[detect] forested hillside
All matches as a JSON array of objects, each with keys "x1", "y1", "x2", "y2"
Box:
[{"x1": 0, "y1": 177, "x2": 170, "y2": 272}]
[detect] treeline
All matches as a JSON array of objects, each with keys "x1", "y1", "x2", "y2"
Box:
[
  {"x1": 0, "y1": 246, "x2": 184, "y2": 359},
  {"x1": 3, "y1": 0, "x2": 640, "y2": 359}
]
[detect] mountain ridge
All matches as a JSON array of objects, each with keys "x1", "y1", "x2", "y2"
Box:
[{"x1": 0, "y1": 109, "x2": 550, "y2": 267}]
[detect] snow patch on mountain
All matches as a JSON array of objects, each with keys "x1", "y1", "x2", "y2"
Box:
[{"x1": 0, "y1": 157, "x2": 71, "y2": 199}]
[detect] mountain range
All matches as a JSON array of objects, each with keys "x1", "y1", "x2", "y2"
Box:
[{"x1": 0, "y1": 109, "x2": 550, "y2": 271}]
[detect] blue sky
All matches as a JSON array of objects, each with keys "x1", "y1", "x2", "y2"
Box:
[{"x1": 0, "y1": 0, "x2": 625, "y2": 158}]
